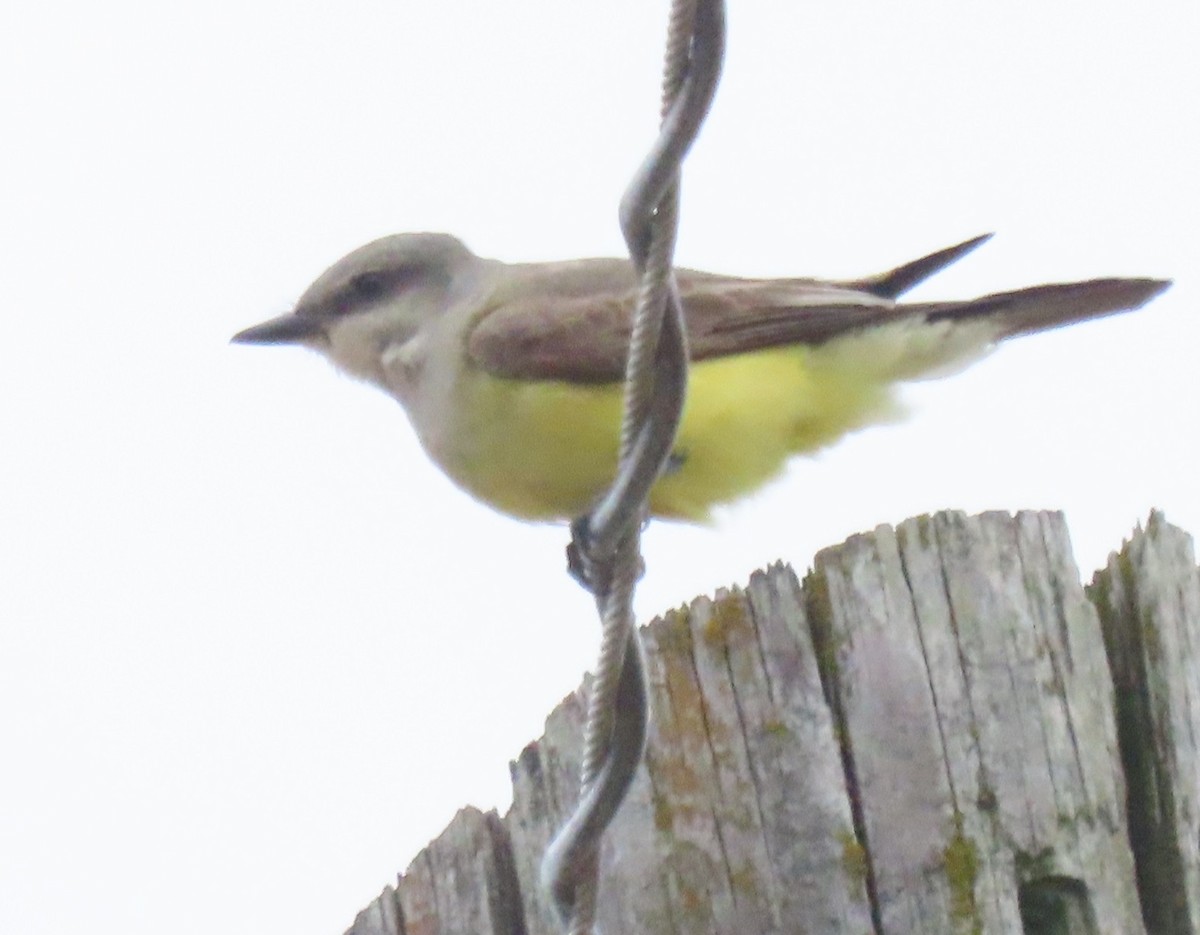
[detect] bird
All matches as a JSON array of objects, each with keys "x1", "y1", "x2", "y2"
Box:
[{"x1": 232, "y1": 233, "x2": 1169, "y2": 522}]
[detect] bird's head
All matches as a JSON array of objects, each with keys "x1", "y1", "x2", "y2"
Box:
[{"x1": 232, "y1": 232, "x2": 477, "y2": 387}]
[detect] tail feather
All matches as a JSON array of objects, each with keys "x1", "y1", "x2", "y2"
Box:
[
  {"x1": 918, "y1": 277, "x2": 1172, "y2": 339},
  {"x1": 849, "y1": 233, "x2": 994, "y2": 299}
]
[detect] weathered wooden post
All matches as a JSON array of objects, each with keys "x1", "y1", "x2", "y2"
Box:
[{"x1": 345, "y1": 510, "x2": 1200, "y2": 935}]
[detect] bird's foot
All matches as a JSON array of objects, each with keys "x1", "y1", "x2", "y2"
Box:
[{"x1": 567, "y1": 514, "x2": 645, "y2": 594}]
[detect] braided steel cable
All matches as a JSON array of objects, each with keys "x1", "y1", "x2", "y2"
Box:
[{"x1": 542, "y1": 3, "x2": 725, "y2": 932}]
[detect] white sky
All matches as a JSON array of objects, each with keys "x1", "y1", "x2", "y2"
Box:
[{"x1": 2, "y1": 3, "x2": 1196, "y2": 933}]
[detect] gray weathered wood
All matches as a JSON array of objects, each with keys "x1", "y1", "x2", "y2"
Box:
[
  {"x1": 810, "y1": 511, "x2": 1142, "y2": 933},
  {"x1": 347, "y1": 807, "x2": 524, "y2": 935},
  {"x1": 345, "y1": 511, "x2": 1200, "y2": 935},
  {"x1": 1090, "y1": 512, "x2": 1200, "y2": 935},
  {"x1": 505, "y1": 566, "x2": 872, "y2": 934},
  {"x1": 346, "y1": 884, "x2": 402, "y2": 935}
]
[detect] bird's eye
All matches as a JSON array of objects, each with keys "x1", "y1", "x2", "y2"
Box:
[{"x1": 350, "y1": 271, "x2": 389, "y2": 301}]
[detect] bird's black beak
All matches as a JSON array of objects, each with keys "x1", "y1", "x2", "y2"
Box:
[{"x1": 231, "y1": 313, "x2": 324, "y2": 345}]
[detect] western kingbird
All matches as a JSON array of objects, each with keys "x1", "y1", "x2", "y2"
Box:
[{"x1": 232, "y1": 233, "x2": 1168, "y2": 521}]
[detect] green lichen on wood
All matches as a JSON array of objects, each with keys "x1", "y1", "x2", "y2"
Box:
[
  {"x1": 703, "y1": 589, "x2": 748, "y2": 648},
  {"x1": 761, "y1": 718, "x2": 791, "y2": 738},
  {"x1": 911, "y1": 512, "x2": 939, "y2": 550},
  {"x1": 802, "y1": 566, "x2": 841, "y2": 689},
  {"x1": 728, "y1": 863, "x2": 762, "y2": 900},
  {"x1": 943, "y1": 814, "x2": 981, "y2": 933},
  {"x1": 652, "y1": 605, "x2": 695, "y2": 654},
  {"x1": 651, "y1": 786, "x2": 674, "y2": 833},
  {"x1": 838, "y1": 828, "x2": 869, "y2": 890}
]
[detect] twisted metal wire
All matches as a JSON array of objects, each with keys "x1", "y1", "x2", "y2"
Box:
[{"x1": 541, "y1": 2, "x2": 726, "y2": 932}]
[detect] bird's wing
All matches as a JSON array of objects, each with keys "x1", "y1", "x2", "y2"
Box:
[
  {"x1": 465, "y1": 275, "x2": 906, "y2": 383},
  {"x1": 466, "y1": 248, "x2": 1169, "y2": 385}
]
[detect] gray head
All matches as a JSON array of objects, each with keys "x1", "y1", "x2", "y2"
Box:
[{"x1": 231, "y1": 232, "x2": 478, "y2": 381}]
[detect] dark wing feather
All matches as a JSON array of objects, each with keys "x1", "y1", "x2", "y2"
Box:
[{"x1": 676, "y1": 281, "x2": 899, "y2": 360}]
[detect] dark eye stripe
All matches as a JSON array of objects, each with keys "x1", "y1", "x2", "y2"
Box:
[
  {"x1": 350, "y1": 271, "x2": 390, "y2": 300},
  {"x1": 333, "y1": 268, "x2": 415, "y2": 316}
]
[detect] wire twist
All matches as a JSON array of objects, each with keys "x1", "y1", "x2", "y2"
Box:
[{"x1": 541, "y1": 2, "x2": 726, "y2": 932}]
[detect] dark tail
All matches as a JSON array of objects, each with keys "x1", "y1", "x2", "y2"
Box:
[
  {"x1": 918, "y1": 277, "x2": 1172, "y2": 339},
  {"x1": 849, "y1": 233, "x2": 994, "y2": 299}
]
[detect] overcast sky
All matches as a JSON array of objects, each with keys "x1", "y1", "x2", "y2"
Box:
[{"x1": 2, "y1": 3, "x2": 1196, "y2": 933}]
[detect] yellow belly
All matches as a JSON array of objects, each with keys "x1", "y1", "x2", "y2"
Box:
[{"x1": 436, "y1": 343, "x2": 904, "y2": 522}]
